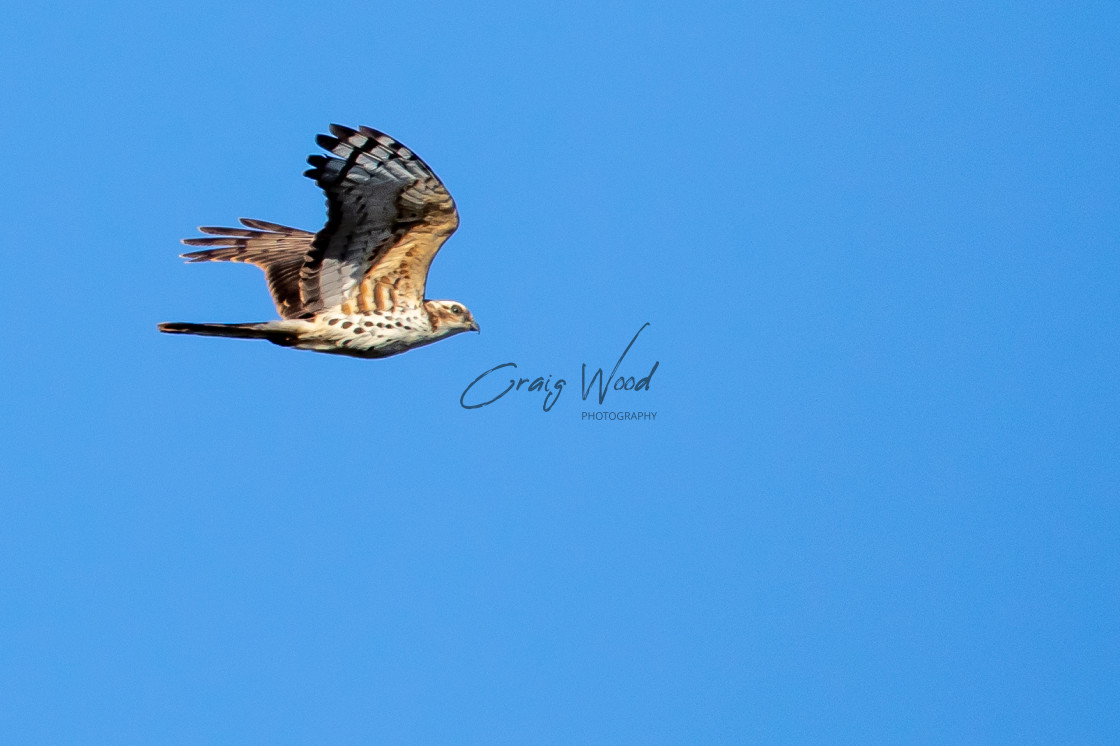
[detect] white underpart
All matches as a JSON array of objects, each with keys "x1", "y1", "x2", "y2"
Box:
[{"x1": 264, "y1": 307, "x2": 457, "y2": 358}]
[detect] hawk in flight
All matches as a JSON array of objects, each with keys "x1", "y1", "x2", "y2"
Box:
[{"x1": 159, "y1": 125, "x2": 478, "y2": 358}]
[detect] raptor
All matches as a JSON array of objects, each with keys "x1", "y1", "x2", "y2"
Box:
[{"x1": 159, "y1": 125, "x2": 478, "y2": 358}]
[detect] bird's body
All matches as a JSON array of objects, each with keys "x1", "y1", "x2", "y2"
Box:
[
  {"x1": 161, "y1": 305, "x2": 464, "y2": 359},
  {"x1": 159, "y1": 125, "x2": 479, "y2": 357}
]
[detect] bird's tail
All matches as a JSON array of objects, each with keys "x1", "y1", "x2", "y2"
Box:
[{"x1": 157, "y1": 322, "x2": 297, "y2": 346}]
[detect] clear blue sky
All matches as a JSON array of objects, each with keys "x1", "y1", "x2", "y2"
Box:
[{"x1": 1, "y1": 1, "x2": 1117, "y2": 742}]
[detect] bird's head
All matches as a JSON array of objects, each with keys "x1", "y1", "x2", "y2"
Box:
[{"x1": 425, "y1": 300, "x2": 480, "y2": 336}]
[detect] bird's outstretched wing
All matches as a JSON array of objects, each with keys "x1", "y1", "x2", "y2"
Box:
[
  {"x1": 301, "y1": 125, "x2": 459, "y2": 314},
  {"x1": 180, "y1": 219, "x2": 315, "y2": 319}
]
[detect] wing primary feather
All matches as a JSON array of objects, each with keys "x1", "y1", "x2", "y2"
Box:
[
  {"x1": 238, "y1": 218, "x2": 313, "y2": 234},
  {"x1": 196, "y1": 226, "x2": 258, "y2": 237}
]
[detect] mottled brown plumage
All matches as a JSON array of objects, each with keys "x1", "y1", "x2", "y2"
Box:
[{"x1": 159, "y1": 125, "x2": 478, "y2": 358}]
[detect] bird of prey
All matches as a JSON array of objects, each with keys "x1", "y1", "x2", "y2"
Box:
[{"x1": 158, "y1": 125, "x2": 478, "y2": 358}]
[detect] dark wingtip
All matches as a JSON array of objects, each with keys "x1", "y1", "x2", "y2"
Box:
[
  {"x1": 357, "y1": 125, "x2": 387, "y2": 140},
  {"x1": 328, "y1": 123, "x2": 356, "y2": 140},
  {"x1": 304, "y1": 154, "x2": 327, "y2": 180}
]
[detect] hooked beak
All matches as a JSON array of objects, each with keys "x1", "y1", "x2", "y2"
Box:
[{"x1": 469, "y1": 320, "x2": 480, "y2": 333}]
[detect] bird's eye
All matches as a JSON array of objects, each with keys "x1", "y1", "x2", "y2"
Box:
[{"x1": 451, "y1": 305, "x2": 463, "y2": 315}]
